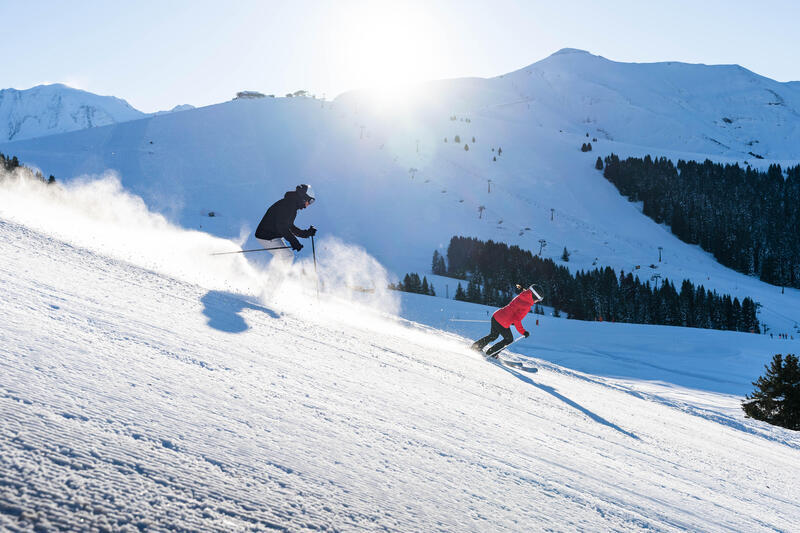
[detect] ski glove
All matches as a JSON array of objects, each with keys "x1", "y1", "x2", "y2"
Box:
[
  {"x1": 307, "y1": 226, "x2": 317, "y2": 237},
  {"x1": 523, "y1": 331, "x2": 530, "y2": 338},
  {"x1": 291, "y1": 242, "x2": 303, "y2": 252}
]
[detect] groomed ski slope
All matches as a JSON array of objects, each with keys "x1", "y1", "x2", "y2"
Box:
[{"x1": 2, "y1": 179, "x2": 799, "y2": 532}]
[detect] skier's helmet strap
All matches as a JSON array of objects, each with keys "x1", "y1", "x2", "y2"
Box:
[{"x1": 296, "y1": 184, "x2": 315, "y2": 204}]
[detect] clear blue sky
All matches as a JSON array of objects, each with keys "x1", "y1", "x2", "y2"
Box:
[{"x1": 3, "y1": 0, "x2": 798, "y2": 112}]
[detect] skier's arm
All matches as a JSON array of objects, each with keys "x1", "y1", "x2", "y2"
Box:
[
  {"x1": 291, "y1": 224, "x2": 307, "y2": 238},
  {"x1": 291, "y1": 225, "x2": 317, "y2": 239},
  {"x1": 281, "y1": 227, "x2": 303, "y2": 250},
  {"x1": 513, "y1": 321, "x2": 527, "y2": 336}
]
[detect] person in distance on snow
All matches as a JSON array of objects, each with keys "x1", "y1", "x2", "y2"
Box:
[
  {"x1": 471, "y1": 284, "x2": 541, "y2": 358},
  {"x1": 255, "y1": 183, "x2": 317, "y2": 273}
]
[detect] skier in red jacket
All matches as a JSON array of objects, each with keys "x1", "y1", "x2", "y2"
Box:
[{"x1": 471, "y1": 284, "x2": 541, "y2": 358}]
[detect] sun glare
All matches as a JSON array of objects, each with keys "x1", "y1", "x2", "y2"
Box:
[{"x1": 336, "y1": 2, "x2": 444, "y2": 104}]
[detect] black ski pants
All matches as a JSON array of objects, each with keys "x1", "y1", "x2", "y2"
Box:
[{"x1": 472, "y1": 317, "x2": 513, "y2": 356}]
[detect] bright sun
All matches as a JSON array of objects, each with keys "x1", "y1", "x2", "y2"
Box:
[{"x1": 336, "y1": 2, "x2": 444, "y2": 97}]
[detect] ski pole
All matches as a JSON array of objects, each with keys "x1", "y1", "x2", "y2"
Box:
[
  {"x1": 449, "y1": 319, "x2": 489, "y2": 323},
  {"x1": 311, "y1": 233, "x2": 319, "y2": 300},
  {"x1": 210, "y1": 245, "x2": 291, "y2": 256}
]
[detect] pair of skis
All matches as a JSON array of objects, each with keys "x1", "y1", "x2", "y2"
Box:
[
  {"x1": 485, "y1": 353, "x2": 539, "y2": 373},
  {"x1": 476, "y1": 337, "x2": 538, "y2": 373}
]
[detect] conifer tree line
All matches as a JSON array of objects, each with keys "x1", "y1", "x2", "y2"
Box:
[
  {"x1": 389, "y1": 273, "x2": 436, "y2": 296},
  {"x1": 440, "y1": 236, "x2": 759, "y2": 332},
  {"x1": 1, "y1": 152, "x2": 21, "y2": 172},
  {"x1": 602, "y1": 154, "x2": 800, "y2": 288},
  {"x1": 1, "y1": 152, "x2": 56, "y2": 184}
]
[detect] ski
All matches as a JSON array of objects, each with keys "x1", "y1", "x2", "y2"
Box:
[
  {"x1": 474, "y1": 345, "x2": 538, "y2": 373},
  {"x1": 488, "y1": 355, "x2": 539, "y2": 373}
]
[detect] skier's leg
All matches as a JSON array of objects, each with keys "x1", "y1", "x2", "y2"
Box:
[
  {"x1": 472, "y1": 318, "x2": 502, "y2": 351},
  {"x1": 257, "y1": 238, "x2": 294, "y2": 300},
  {"x1": 487, "y1": 324, "x2": 514, "y2": 358},
  {"x1": 471, "y1": 331, "x2": 497, "y2": 352}
]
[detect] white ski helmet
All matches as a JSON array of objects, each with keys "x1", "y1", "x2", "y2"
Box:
[
  {"x1": 296, "y1": 183, "x2": 315, "y2": 204},
  {"x1": 528, "y1": 284, "x2": 543, "y2": 300}
]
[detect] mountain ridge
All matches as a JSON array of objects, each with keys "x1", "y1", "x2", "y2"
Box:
[{"x1": 2, "y1": 50, "x2": 800, "y2": 334}]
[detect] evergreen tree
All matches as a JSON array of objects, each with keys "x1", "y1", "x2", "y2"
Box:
[
  {"x1": 432, "y1": 250, "x2": 447, "y2": 275},
  {"x1": 421, "y1": 276, "x2": 429, "y2": 295},
  {"x1": 561, "y1": 247, "x2": 570, "y2": 262},
  {"x1": 454, "y1": 283, "x2": 467, "y2": 301},
  {"x1": 742, "y1": 353, "x2": 800, "y2": 430},
  {"x1": 595, "y1": 156, "x2": 603, "y2": 170},
  {"x1": 409, "y1": 273, "x2": 422, "y2": 293},
  {"x1": 464, "y1": 144, "x2": 469, "y2": 151},
  {"x1": 466, "y1": 275, "x2": 483, "y2": 303}
]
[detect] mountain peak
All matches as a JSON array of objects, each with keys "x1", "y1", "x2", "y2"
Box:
[
  {"x1": 0, "y1": 84, "x2": 146, "y2": 142},
  {"x1": 550, "y1": 48, "x2": 592, "y2": 57}
]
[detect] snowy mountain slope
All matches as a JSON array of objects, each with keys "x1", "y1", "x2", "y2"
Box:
[
  {"x1": 495, "y1": 48, "x2": 800, "y2": 160},
  {"x1": 338, "y1": 48, "x2": 800, "y2": 160},
  {"x1": 2, "y1": 49, "x2": 800, "y2": 337},
  {"x1": 2, "y1": 173, "x2": 799, "y2": 532},
  {"x1": 0, "y1": 84, "x2": 147, "y2": 142}
]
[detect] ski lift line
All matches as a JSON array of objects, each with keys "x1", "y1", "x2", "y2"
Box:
[
  {"x1": 759, "y1": 305, "x2": 800, "y2": 324},
  {"x1": 355, "y1": 120, "x2": 563, "y2": 251}
]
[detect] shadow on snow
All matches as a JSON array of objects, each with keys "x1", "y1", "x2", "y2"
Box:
[
  {"x1": 491, "y1": 360, "x2": 639, "y2": 440},
  {"x1": 201, "y1": 290, "x2": 280, "y2": 333}
]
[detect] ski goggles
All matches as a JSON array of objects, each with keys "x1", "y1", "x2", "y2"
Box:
[{"x1": 528, "y1": 285, "x2": 543, "y2": 300}]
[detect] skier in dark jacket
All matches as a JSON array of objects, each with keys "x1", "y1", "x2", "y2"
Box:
[
  {"x1": 255, "y1": 184, "x2": 317, "y2": 252},
  {"x1": 471, "y1": 284, "x2": 541, "y2": 358},
  {"x1": 255, "y1": 184, "x2": 317, "y2": 295}
]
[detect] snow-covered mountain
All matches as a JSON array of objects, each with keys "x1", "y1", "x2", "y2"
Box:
[
  {"x1": 1, "y1": 174, "x2": 798, "y2": 531},
  {"x1": 339, "y1": 47, "x2": 800, "y2": 160},
  {"x1": 2, "y1": 49, "x2": 800, "y2": 334},
  {"x1": 498, "y1": 48, "x2": 800, "y2": 160},
  {"x1": 0, "y1": 84, "x2": 147, "y2": 142},
  {"x1": 152, "y1": 103, "x2": 196, "y2": 116}
]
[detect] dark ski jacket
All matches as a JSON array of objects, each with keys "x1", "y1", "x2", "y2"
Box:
[
  {"x1": 493, "y1": 289, "x2": 535, "y2": 335},
  {"x1": 255, "y1": 190, "x2": 312, "y2": 249}
]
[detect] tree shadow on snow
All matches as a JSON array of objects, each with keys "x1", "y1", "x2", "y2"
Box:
[
  {"x1": 201, "y1": 290, "x2": 280, "y2": 333},
  {"x1": 493, "y1": 361, "x2": 639, "y2": 440}
]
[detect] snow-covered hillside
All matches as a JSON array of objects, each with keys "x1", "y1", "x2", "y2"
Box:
[
  {"x1": 0, "y1": 84, "x2": 147, "y2": 142},
  {"x1": 2, "y1": 50, "x2": 800, "y2": 335},
  {"x1": 499, "y1": 48, "x2": 800, "y2": 160},
  {"x1": 338, "y1": 48, "x2": 800, "y2": 160},
  {"x1": 2, "y1": 168, "x2": 799, "y2": 532}
]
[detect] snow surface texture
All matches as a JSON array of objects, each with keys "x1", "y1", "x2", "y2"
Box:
[
  {"x1": 2, "y1": 156, "x2": 800, "y2": 531},
  {"x1": 3, "y1": 50, "x2": 800, "y2": 335},
  {"x1": 0, "y1": 84, "x2": 146, "y2": 142}
]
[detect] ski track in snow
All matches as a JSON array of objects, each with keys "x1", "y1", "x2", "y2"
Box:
[{"x1": 2, "y1": 218, "x2": 800, "y2": 532}]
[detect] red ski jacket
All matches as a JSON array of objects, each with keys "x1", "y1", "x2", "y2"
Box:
[{"x1": 493, "y1": 289, "x2": 536, "y2": 334}]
